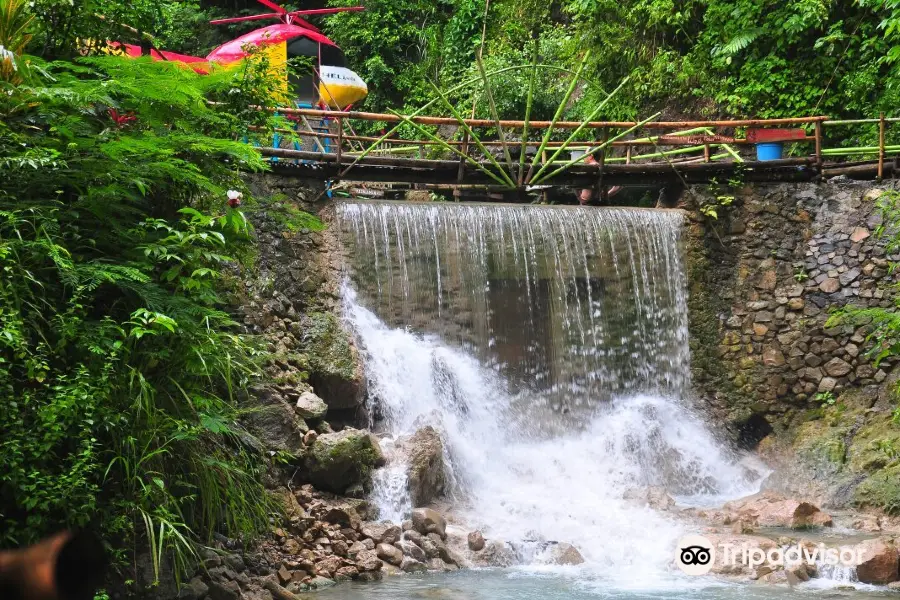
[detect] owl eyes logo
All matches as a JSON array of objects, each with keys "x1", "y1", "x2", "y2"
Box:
[
  {"x1": 680, "y1": 545, "x2": 711, "y2": 565},
  {"x1": 675, "y1": 535, "x2": 716, "y2": 575}
]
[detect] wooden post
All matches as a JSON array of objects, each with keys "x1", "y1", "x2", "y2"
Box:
[
  {"x1": 815, "y1": 120, "x2": 824, "y2": 176},
  {"x1": 597, "y1": 128, "x2": 608, "y2": 205},
  {"x1": 457, "y1": 131, "x2": 469, "y2": 183},
  {"x1": 336, "y1": 117, "x2": 343, "y2": 166},
  {"x1": 704, "y1": 143, "x2": 711, "y2": 162},
  {"x1": 626, "y1": 144, "x2": 632, "y2": 164},
  {"x1": 879, "y1": 112, "x2": 886, "y2": 181}
]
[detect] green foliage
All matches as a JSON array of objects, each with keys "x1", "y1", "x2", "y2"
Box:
[
  {"x1": 816, "y1": 391, "x2": 837, "y2": 406},
  {"x1": 0, "y1": 43, "x2": 324, "y2": 586}
]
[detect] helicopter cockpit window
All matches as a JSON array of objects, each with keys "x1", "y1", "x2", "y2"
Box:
[
  {"x1": 320, "y1": 44, "x2": 347, "y2": 68},
  {"x1": 286, "y1": 37, "x2": 319, "y2": 103},
  {"x1": 286, "y1": 37, "x2": 318, "y2": 58}
]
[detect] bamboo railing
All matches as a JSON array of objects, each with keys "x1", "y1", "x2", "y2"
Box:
[{"x1": 261, "y1": 107, "x2": 897, "y2": 188}]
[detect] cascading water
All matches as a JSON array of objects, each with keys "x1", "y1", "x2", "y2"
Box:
[{"x1": 336, "y1": 201, "x2": 764, "y2": 584}]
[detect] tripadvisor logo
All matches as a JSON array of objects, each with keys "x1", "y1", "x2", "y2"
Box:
[{"x1": 674, "y1": 534, "x2": 866, "y2": 576}]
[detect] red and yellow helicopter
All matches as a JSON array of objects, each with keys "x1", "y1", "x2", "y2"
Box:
[{"x1": 115, "y1": 0, "x2": 368, "y2": 110}]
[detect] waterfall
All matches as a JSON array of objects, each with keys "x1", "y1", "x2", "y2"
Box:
[{"x1": 336, "y1": 201, "x2": 762, "y2": 580}]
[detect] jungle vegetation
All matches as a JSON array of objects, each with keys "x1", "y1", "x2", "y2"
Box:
[{"x1": 4, "y1": 0, "x2": 900, "y2": 592}]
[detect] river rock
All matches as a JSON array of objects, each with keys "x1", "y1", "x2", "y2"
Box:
[
  {"x1": 244, "y1": 387, "x2": 308, "y2": 453},
  {"x1": 411, "y1": 508, "x2": 447, "y2": 538},
  {"x1": 400, "y1": 557, "x2": 428, "y2": 573},
  {"x1": 427, "y1": 533, "x2": 457, "y2": 564},
  {"x1": 313, "y1": 555, "x2": 343, "y2": 578},
  {"x1": 855, "y1": 538, "x2": 900, "y2": 584},
  {"x1": 468, "y1": 530, "x2": 486, "y2": 551},
  {"x1": 361, "y1": 522, "x2": 402, "y2": 544},
  {"x1": 295, "y1": 391, "x2": 328, "y2": 420},
  {"x1": 473, "y1": 540, "x2": 517, "y2": 567},
  {"x1": 207, "y1": 580, "x2": 241, "y2": 600},
  {"x1": 406, "y1": 426, "x2": 447, "y2": 507},
  {"x1": 398, "y1": 539, "x2": 428, "y2": 563},
  {"x1": 335, "y1": 565, "x2": 359, "y2": 581},
  {"x1": 301, "y1": 428, "x2": 384, "y2": 493},
  {"x1": 376, "y1": 543, "x2": 403, "y2": 566},
  {"x1": 722, "y1": 491, "x2": 832, "y2": 529},
  {"x1": 545, "y1": 542, "x2": 585, "y2": 565},
  {"x1": 355, "y1": 549, "x2": 383, "y2": 572}
]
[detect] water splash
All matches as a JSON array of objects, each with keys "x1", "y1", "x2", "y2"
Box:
[{"x1": 336, "y1": 201, "x2": 761, "y2": 579}]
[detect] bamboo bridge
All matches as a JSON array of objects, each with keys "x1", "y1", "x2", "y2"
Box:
[{"x1": 258, "y1": 107, "x2": 899, "y2": 199}]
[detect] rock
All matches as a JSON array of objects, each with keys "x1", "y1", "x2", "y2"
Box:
[
  {"x1": 824, "y1": 358, "x2": 852, "y2": 377},
  {"x1": 304, "y1": 312, "x2": 366, "y2": 409},
  {"x1": 722, "y1": 491, "x2": 831, "y2": 529},
  {"x1": 419, "y1": 538, "x2": 441, "y2": 560},
  {"x1": 179, "y1": 578, "x2": 209, "y2": 600},
  {"x1": 303, "y1": 430, "x2": 317, "y2": 446},
  {"x1": 302, "y1": 428, "x2": 384, "y2": 493},
  {"x1": 474, "y1": 540, "x2": 517, "y2": 567},
  {"x1": 322, "y1": 503, "x2": 362, "y2": 528},
  {"x1": 855, "y1": 539, "x2": 899, "y2": 584},
  {"x1": 244, "y1": 388, "x2": 308, "y2": 453},
  {"x1": 332, "y1": 539, "x2": 349, "y2": 557},
  {"x1": 348, "y1": 541, "x2": 368, "y2": 556},
  {"x1": 207, "y1": 580, "x2": 242, "y2": 600},
  {"x1": 762, "y1": 347, "x2": 786, "y2": 367},
  {"x1": 355, "y1": 549, "x2": 383, "y2": 572},
  {"x1": 357, "y1": 571, "x2": 384, "y2": 582},
  {"x1": 468, "y1": 531, "x2": 486, "y2": 551},
  {"x1": 223, "y1": 554, "x2": 246, "y2": 573},
  {"x1": 335, "y1": 566, "x2": 359, "y2": 581},
  {"x1": 398, "y1": 540, "x2": 428, "y2": 563},
  {"x1": 411, "y1": 508, "x2": 447, "y2": 538},
  {"x1": 361, "y1": 522, "x2": 402, "y2": 545},
  {"x1": 282, "y1": 538, "x2": 301, "y2": 555},
  {"x1": 403, "y1": 530, "x2": 424, "y2": 546},
  {"x1": 546, "y1": 542, "x2": 585, "y2": 565},
  {"x1": 623, "y1": 486, "x2": 675, "y2": 510},
  {"x1": 314, "y1": 556, "x2": 343, "y2": 578},
  {"x1": 400, "y1": 557, "x2": 428, "y2": 573},
  {"x1": 407, "y1": 426, "x2": 447, "y2": 507},
  {"x1": 851, "y1": 227, "x2": 871, "y2": 243},
  {"x1": 820, "y1": 278, "x2": 840, "y2": 293},
  {"x1": 377, "y1": 543, "x2": 404, "y2": 566},
  {"x1": 308, "y1": 576, "x2": 336, "y2": 589},
  {"x1": 426, "y1": 534, "x2": 456, "y2": 564},
  {"x1": 277, "y1": 565, "x2": 292, "y2": 585},
  {"x1": 295, "y1": 391, "x2": 328, "y2": 420}
]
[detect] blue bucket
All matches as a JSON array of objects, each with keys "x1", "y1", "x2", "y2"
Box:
[{"x1": 756, "y1": 142, "x2": 784, "y2": 161}]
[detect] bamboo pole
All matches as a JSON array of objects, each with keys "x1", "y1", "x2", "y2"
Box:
[
  {"x1": 476, "y1": 53, "x2": 517, "y2": 182},
  {"x1": 525, "y1": 54, "x2": 590, "y2": 183},
  {"x1": 272, "y1": 106, "x2": 830, "y2": 130},
  {"x1": 519, "y1": 40, "x2": 539, "y2": 187},
  {"x1": 815, "y1": 121, "x2": 824, "y2": 174},
  {"x1": 336, "y1": 117, "x2": 343, "y2": 166},
  {"x1": 533, "y1": 113, "x2": 662, "y2": 184},
  {"x1": 879, "y1": 112, "x2": 886, "y2": 181}
]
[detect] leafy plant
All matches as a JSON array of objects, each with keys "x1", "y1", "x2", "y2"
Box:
[{"x1": 816, "y1": 391, "x2": 837, "y2": 406}]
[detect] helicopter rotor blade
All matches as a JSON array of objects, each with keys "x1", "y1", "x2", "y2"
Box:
[
  {"x1": 255, "y1": 0, "x2": 288, "y2": 14},
  {"x1": 287, "y1": 7, "x2": 366, "y2": 16},
  {"x1": 210, "y1": 12, "x2": 282, "y2": 25}
]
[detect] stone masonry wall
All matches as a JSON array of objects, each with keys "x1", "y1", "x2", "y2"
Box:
[{"x1": 684, "y1": 180, "x2": 900, "y2": 446}]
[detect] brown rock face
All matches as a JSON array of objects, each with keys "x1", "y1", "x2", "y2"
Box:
[
  {"x1": 855, "y1": 539, "x2": 900, "y2": 584},
  {"x1": 468, "y1": 531, "x2": 486, "y2": 551},
  {"x1": 360, "y1": 522, "x2": 402, "y2": 545},
  {"x1": 722, "y1": 491, "x2": 831, "y2": 529},
  {"x1": 376, "y1": 543, "x2": 403, "y2": 566},
  {"x1": 411, "y1": 508, "x2": 447, "y2": 538},
  {"x1": 406, "y1": 426, "x2": 447, "y2": 507}
]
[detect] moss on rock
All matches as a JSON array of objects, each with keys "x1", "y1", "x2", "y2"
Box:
[{"x1": 301, "y1": 428, "x2": 384, "y2": 493}]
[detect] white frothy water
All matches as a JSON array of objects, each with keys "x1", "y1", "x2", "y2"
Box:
[{"x1": 336, "y1": 202, "x2": 763, "y2": 582}]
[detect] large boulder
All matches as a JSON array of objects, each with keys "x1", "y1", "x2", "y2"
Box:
[
  {"x1": 360, "y1": 522, "x2": 401, "y2": 545},
  {"x1": 855, "y1": 538, "x2": 899, "y2": 584},
  {"x1": 406, "y1": 426, "x2": 448, "y2": 507},
  {"x1": 301, "y1": 428, "x2": 384, "y2": 493},
  {"x1": 722, "y1": 491, "x2": 832, "y2": 529},
  {"x1": 411, "y1": 508, "x2": 447, "y2": 538},
  {"x1": 302, "y1": 312, "x2": 366, "y2": 409},
  {"x1": 244, "y1": 387, "x2": 308, "y2": 453},
  {"x1": 376, "y1": 543, "x2": 403, "y2": 566},
  {"x1": 295, "y1": 391, "x2": 328, "y2": 420},
  {"x1": 473, "y1": 540, "x2": 518, "y2": 568},
  {"x1": 545, "y1": 542, "x2": 585, "y2": 565}
]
